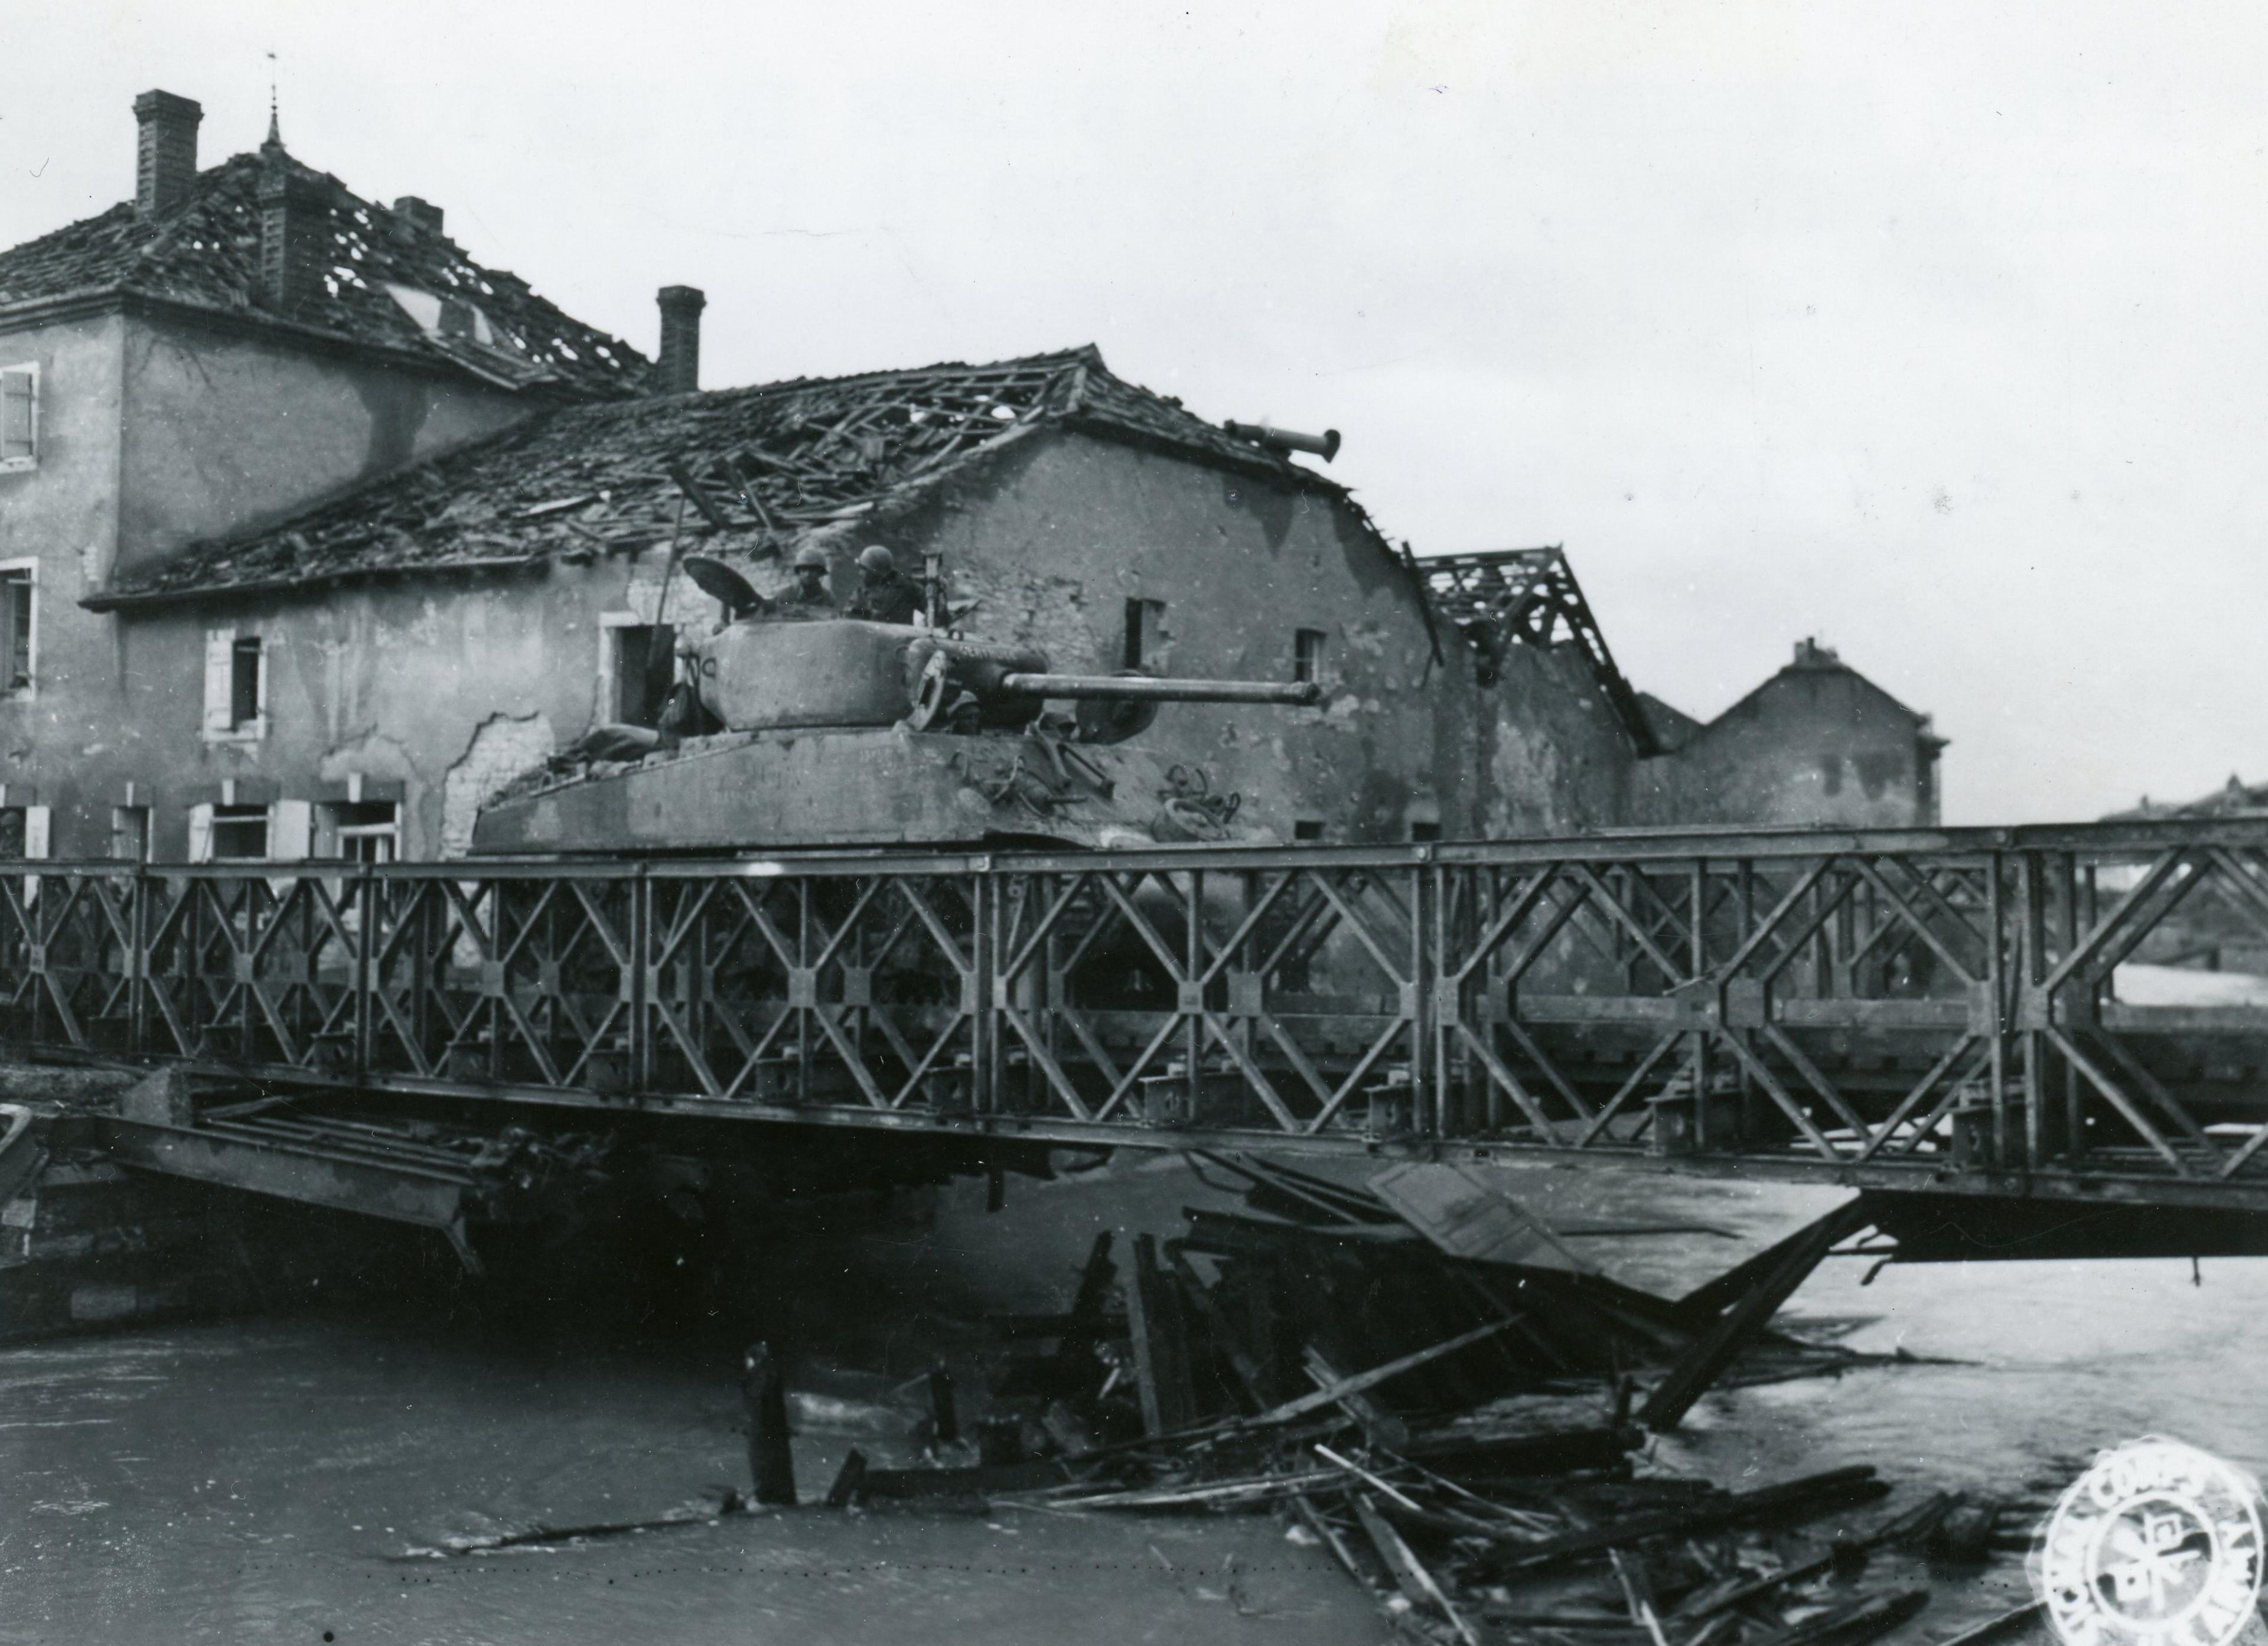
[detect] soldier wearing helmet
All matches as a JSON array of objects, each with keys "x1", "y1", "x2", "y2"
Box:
[
  {"x1": 786, "y1": 542, "x2": 833, "y2": 612},
  {"x1": 847, "y1": 544, "x2": 922, "y2": 627}
]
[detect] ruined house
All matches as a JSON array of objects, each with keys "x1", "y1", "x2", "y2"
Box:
[
  {"x1": 0, "y1": 92, "x2": 649, "y2": 861},
  {"x1": 77, "y1": 344, "x2": 1651, "y2": 859},
  {"x1": 1634, "y1": 638, "x2": 1947, "y2": 829},
  {"x1": 0, "y1": 89, "x2": 1946, "y2": 863}
]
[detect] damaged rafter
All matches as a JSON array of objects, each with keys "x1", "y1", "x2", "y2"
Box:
[{"x1": 1420, "y1": 547, "x2": 1663, "y2": 757}]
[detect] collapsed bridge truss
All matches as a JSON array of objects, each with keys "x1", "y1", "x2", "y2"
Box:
[{"x1": 7, "y1": 819, "x2": 2268, "y2": 1214}]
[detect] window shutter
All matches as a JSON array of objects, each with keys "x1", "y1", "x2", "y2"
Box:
[
  {"x1": 203, "y1": 631, "x2": 234, "y2": 735},
  {"x1": 0, "y1": 368, "x2": 33, "y2": 464},
  {"x1": 187, "y1": 804, "x2": 214, "y2": 863},
  {"x1": 270, "y1": 800, "x2": 312, "y2": 862},
  {"x1": 22, "y1": 806, "x2": 48, "y2": 859}
]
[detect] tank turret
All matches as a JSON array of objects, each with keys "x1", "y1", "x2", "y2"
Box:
[{"x1": 474, "y1": 614, "x2": 1318, "y2": 855}]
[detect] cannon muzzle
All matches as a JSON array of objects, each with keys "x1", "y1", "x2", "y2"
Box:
[
  {"x1": 999, "y1": 673, "x2": 1320, "y2": 706},
  {"x1": 1223, "y1": 421, "x2": 1342, "y2": 462}
]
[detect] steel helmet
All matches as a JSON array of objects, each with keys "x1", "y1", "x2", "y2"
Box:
[
  {"x1": 856, "y1": 544, "x2": 897, "y2": 575},
  {"x1": 791, "y1": 543, "x2": 829, "y2": 572}
]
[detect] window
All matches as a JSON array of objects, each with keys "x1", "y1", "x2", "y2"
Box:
[
  {"x1": 610, "y1": 623, "x2": 675, "y2": 727},
  {"x1": 1293, "y1": 628, "x2": 1326, "y2": 685},
  {"x1": 1410, "y1": 820, "x2": 1441, "y2": 842},
  {"x1": 112, "y1": 806, "x2": 149, "y2": 862},
  {"x1": 0, "y1": 365, "x2": 35, "y2": 471},
  {"x1": 1122, "y1": 599, "x2": 1166, "y2": 671},
  {"x1": 1293, "y1": 820, "x2": 1325, "y2": 842},
  {"x1": 0, "y1": 804, "x2": 52, "y2": 861},
  {"x1": 230, "y1": 638, "x2": 262, "y2": 729},
  {"x1": 324, "y1": 801, "x2": 399, "y2": 864},
  {"x1": 0, "y1": 562, "x2": 33, "y2": 695},
  {"x1": 204, "y1": 628, "x2": 266, "y2": 741},
  {"x1": 208, "y1": 804, "x2": 270, "y2": 861}
]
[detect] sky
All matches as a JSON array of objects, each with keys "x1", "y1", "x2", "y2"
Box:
[{"x1": 3, "y1": 0, "x2": 2264, "y2": 824}]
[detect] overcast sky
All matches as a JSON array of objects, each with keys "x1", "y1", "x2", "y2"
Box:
[{"x1": 5, "y1": 1, "x2": 2264, "y2": 824}]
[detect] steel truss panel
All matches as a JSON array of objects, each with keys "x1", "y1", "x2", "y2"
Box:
[{"x1": 5, "y1": 820, "x2": 2268, "y2": 1211}]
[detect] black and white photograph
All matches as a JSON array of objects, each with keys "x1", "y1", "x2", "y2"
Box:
[{"x1": 5, "y1": 5, "x2": 2268, "y2": 1644}]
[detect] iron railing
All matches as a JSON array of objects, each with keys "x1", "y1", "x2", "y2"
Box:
[{"x1": 8, "y1": 819, "x2": 2268, "y2": 1207}]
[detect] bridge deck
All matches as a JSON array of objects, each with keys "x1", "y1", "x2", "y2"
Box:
[{"x1": 8, "y1": 819, "x2": 2268, "y2": 1212}]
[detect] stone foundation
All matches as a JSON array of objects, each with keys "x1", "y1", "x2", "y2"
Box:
[
  {"x1": 0, "y1": 1159, "x2": 260, "y2": 1339},
  {"x1": 0, "y1": 1152, "x2": 453, "y2": 1342}
]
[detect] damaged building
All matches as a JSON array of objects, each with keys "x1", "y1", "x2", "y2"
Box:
[
  {"x1": 0, "y1": 89, "x2": 1945, "y2": 862},
  {"x1": 1635, "y1": 638, "x2": 1946, "y2": 829}
]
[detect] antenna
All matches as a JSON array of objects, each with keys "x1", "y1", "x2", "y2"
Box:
[{"x1": 263, "y1": 50, "x2": 282, "y2": 150}]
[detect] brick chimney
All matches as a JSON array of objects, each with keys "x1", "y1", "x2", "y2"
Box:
[
  {"x1": 656, "y1": 285, "x2": 706, "y2": 393},
  {"x1": 393, "y1": 195, "x2": 444, "y2": 236},
  {"x1": 258, "y1": 160, "x2": 330, "y2": 314},
  {"x1": 132, "y1": 90, "x2": 202, "y2": 217}
]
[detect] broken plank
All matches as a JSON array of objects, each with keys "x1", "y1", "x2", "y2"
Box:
[
  {"x1": 1402, "y1": 1423, "x2": 1639, "y2": 1478},
  {"x1": 1046, "y1": 1466, "x2": 1351, "y2": 1510},
  {"x1": 1370, "y1": 1160, "x2": 1595, "y2": 1273},
  {"x1": 824, "y1": 1449, "x2": 868, "y2": 1510},
  {"x1": 1640, "y1": 1200, "x2": 1875, "y2": 1430},
  {"x1": 1169, "y1": 1246, "x2": 1268, "y2": 1410},
  {"x1": 1353, "y1": 1492, "x2": 1481, "y2": 1646},
  {"x1": 1479, "y1": 1466, "x2": 1886, "y2": 1574},
  {"x1": 1291, "y1": 1494, "x2": 1371, "y2": 1590},
  {"x1": 666, "y1": 458, "x2": 737, "y2": 533},
  {"x1": 1242, "y1": 1319, "x2": 1513, "y2": 1429},
  {"x1": 1671, "y1": 1548, "x2": 1837, "y2": 1621},
  {"x1": 1304, "y1": 1345, "x2": 1412, "y2": 1450},
  {"x1": 1118, "y1": 1233, "x2": 1201, "y2": 1434},
  {"x1": 1669, "y1": 1195, "x2": 1869, "y2": 1327},
  {"x1": 1933, "y1": 1600, "x2": 2045, "y2": 1646}
]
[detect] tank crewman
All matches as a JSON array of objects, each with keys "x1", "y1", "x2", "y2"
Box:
[
  {"x1": 846, "y1": 544, "x2": 923, "y2": 626},
  {"x1": 784, "y1": 543, "x2": 834, "y2": 613}
]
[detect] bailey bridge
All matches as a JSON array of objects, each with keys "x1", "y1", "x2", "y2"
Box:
[{"x1": 8, "y1": 817, "x2": 2268, "y2": 1261}]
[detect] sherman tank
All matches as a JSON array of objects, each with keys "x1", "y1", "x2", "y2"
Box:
[{"x1": 473, "y1": 561, "x2": 1318, "y2": 856}]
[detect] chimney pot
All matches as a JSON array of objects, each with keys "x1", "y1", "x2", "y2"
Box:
[
  {"x1": 656, "y1": 285, "x2": 706, "y2": 393},
  {"x1": 132, "y1": 90, "x2": 203, "y2": 217},
  {"x1": 393, "y1": 195, "x2": 444, "y2": 236},
  {"x1": 258, "y1": 161, "x2": 331, "y2": 314}
]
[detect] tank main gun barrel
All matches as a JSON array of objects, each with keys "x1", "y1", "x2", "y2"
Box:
[{"x1": 1000, "y1": 673, "x2": 1320, "y2": 706}]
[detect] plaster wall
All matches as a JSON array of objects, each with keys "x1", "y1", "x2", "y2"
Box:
[
  {"x1": 113, "y1": 311, "x2": 531, "y2": 579},
  {"x1": 1638, "y1": 668, "x2": 1935, "y2": 829},
  {"x1": 854, "y1": 431, "x2": 1638, "y2": 842},
  {"x1": 0, "y1": 311, "x2": 128, "y2": 825},
  {"x1": 89, "y1": 556, "x2": 654, "y2": 862}
]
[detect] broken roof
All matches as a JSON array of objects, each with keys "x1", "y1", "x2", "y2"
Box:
[
  {"x1": 1420, "y1": 548, "x2": 1662, "y2": 756},
  {"x1": 0, "y1": 149, "x2": 646, "y2": 399},
  {"x1": 87, "y1": 346, "x2": 1347, "y2": 607}
]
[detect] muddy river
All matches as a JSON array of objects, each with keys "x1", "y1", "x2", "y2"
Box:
[{"x1": 4, "y1": 1156, "x2": 2261, "y2": 1645}]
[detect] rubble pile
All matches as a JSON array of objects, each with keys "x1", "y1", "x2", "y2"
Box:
[{"x1": 800, "y1": 1155, "x2": 1998, "y2": 1645}]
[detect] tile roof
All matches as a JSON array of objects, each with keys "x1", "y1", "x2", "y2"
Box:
[
  {"x1": 89, "y1": 346, "x2": 1349, "y2": 605},
  {"x1": 0, "y1": 148, "x2": 647, "y2": 399}
]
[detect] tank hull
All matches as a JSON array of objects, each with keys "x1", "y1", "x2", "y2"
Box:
[{"x1": 471, "y1": 726, "x2": 1266, "y2": 855}]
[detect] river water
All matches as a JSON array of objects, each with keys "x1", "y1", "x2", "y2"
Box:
[{"x1": 4, "y1": 1157, "x2": 2263, "y2": 1646}]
